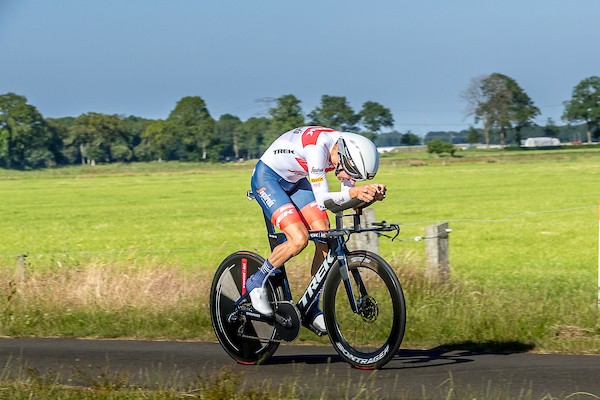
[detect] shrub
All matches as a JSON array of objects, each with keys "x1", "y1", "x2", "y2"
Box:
[{"x1": 426, "y1": 139, "x2": 456, "y2": 156}]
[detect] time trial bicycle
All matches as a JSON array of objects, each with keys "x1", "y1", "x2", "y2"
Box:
[{"x1": 209, "y1": 192, "x2": 406, "y2": 369}]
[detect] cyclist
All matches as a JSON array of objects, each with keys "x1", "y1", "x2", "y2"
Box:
[{"x1": 246, "y1": 126, "x2": 386, "y2": 334}]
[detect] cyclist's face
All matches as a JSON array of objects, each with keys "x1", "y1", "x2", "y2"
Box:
[
  {"x1": 331, "y1": 144, "x2": 356, "y2": 183},
  {"x1": 334, "y1": 163, "x2": 356, "y2": 183}
]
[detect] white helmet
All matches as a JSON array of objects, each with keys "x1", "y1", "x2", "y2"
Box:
[{"x1": 337, "y1": 132, "x2": 379, "y2": 181}]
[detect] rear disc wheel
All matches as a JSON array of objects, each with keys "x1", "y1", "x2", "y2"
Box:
[{"x1": 210, "y1": 251, "x2": 282, "y2": 364}]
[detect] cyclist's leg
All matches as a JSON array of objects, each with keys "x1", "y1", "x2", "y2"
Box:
[
  {"x1": 290, "y1": 181, "x2": 329, "y2": 333},
  {"x1": 248, "y1": 222, "x2": 310, "y2": 316},
  {"x1": 250, "y1": 163, "x2": 312, "y2": 268},
  {"x1": 248, "y1": 163, "x2": 311, "y2": 315},
  {"x1": 289, "y1": 178, "x2": 330, "y2": 275}
]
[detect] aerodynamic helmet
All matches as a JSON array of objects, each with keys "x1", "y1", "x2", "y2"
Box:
[{"x1": 336, "y1": 132, "x2": 379, "y2": 181}]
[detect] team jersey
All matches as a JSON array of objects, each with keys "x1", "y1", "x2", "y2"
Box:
[{"x1": 259, "y1": 126, "x2": 354, "y2": 209}]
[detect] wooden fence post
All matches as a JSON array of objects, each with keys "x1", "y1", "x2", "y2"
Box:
[
  {"x1": 16, "y1": 254, "x2": 27, "y2": 280},
  {"x1": 346, "y1": 208, "x2": 379, "y2": 254},
  {"x1": 425, "y1": 223, "x2": 450, "y2": 282}
]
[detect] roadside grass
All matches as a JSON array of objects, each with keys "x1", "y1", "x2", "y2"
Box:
[
  {"x1": 1, "y1": 254, "x2": 598, "y2": 353},
  {"x1": 0, "y1": 149, "x2": 599, "y2": 353},
  {"x1": 0, "y1": 361, "x2": 582, "y2": 400}
]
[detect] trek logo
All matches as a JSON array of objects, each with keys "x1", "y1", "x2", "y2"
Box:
[
  {"x1": 257, "y1": 187, "x2": 275, "y2": 207},
  {"x1": 299, "y1": 251, "x2": 336, "y2": 308},
  {"x1": 274, "y1": 204, "x2": 295, "y2": 227},
  {"x1": 273, "y1": 149, "x2": 294, "y2": 155}
]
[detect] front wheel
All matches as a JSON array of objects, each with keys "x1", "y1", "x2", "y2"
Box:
[{"x1": 323, "y1": 250, "x2": 406, "y2": 369}]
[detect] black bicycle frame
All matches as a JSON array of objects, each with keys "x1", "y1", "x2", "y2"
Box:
[
  {"x1": 256, "y1": 198, "x2": 360, "y2": 317},
  {"x1": 240, "y1": 190, "x2": 398, "y2": 321}
]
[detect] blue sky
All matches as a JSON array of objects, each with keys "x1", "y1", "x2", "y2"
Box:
[{"x1": 1, "y1": 0, "x2": 599, "y2": 136}]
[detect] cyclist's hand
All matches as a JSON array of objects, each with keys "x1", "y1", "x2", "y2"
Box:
[
  {"x1": 350, "y1": 184, "x2": 386, "y2": 203},
  {"x1": 373, "y1": 184, "x2": 386, "y2": 201}
]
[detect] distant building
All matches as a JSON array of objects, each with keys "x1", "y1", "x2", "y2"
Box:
[{"x1": 522, "y1": 137, "x2": 561, "y2": 148}]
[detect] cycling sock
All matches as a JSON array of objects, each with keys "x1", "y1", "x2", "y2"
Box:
[{"x1": 245, "y1": 259, "x2": 276, "y2": 293}]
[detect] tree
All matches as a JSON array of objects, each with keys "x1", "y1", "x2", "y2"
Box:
[
  {"x1": 508, "y1": 77, "x2": 541, "y2": 144},
  {"x1": 238, "y1": 117, "x2": 270, "y2": 159},
  {"x1": 463, "y1": 73, "x2": 539, "y2": 146},
  {"x1": 401, "y1": 131, "x2": 421, "y2": 146},
  {"x1": 121, "y1": 115, "x2": 151, "y2": 161},
  {"x1": 308, "y1": 95, "x2": 360, "y2": 131},
  {"x1": 67, "y1": 113, "x2": 128, "y2": 164},
  {"x1": 562, "y1": 76, "x2": 600, "y2": 143},
  {"x1": 466, "y1": 126, "x2": 482, "y2": 145},
  {"x1": 138, "y1": 120, "x2": 180, "y2": 161},
  {"x1": 543, "y1": 118, "x2": 560, "y2": 138},
  {"x1": 0, "y1": 92, "x2": 56, "y2": 169},
  {"x1": 264, "y1": 94, "x2": 304, "y2": 149},
  {"x1": 359, "y1": 101, "x2": 394, "y2": 133},
  {"x1": 372, "y1": 131, "x2": 401, "y2": 146},
  {"x1": 167, "y1": 96, "x2": 215, "y2": 161},
  {"x1": 215, "y1": 114, "x2": 242, "y2": 159}
]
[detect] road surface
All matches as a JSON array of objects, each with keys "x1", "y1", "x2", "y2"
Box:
[{"x1": 0, "y1": 338, "x2": 598, "y2": 398}]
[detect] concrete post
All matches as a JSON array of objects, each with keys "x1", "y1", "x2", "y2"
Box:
[
  {"x1": 346, "y1": 208, "x2": 379, "y2": 254},
  {"x1": 425, "y1": 223, "x2": 450, "y2": 282}
]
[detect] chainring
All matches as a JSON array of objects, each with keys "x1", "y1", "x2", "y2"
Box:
[{"x1": 273, "y1": 301, "x2": 301, "y2": 342}]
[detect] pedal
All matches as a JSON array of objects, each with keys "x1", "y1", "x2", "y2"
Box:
[{"x1": 273, "y1": 301, "x2": 301, "y2": 342}]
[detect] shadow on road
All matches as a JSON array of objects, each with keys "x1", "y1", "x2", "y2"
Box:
[
  {"x1": 389, "y1": 340, "x2": 536, "y2": 370},
  {"x1": 264, "y1": 340, "x2": 535, "y2": 369},
  {"x1": 267, "y1": 353, "x2": 344, "y2": 365}
]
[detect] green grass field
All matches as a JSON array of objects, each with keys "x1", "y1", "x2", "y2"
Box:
[{"x1": 1, "y1": 148, "x2": 599, "y2": 353}]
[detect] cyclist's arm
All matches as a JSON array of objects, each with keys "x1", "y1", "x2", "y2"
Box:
[
  {"x1": 312, "y1": 180, "x2": 353, "y2": 209},
  {"x1": 305, "y1": 144, "x2": 354, "y2": 209}
]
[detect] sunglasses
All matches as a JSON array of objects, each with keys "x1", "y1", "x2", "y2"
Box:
[{"x1": 336, "y1": 138, "x2": 363, "y2": 180}]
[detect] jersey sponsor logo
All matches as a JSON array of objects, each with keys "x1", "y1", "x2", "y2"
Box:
[
  {"x1": 311, "y1": 167, "x2": 324, "y2": 174},
  {"x1": 273, "y1": 149, "x2": 294, "y2": 155},
  {"x1": 256, "y1": 187, "x2": 275, "y2": 207},
  {"x1": 310, "y1": 177, "x2": 324, "y2": 183}
]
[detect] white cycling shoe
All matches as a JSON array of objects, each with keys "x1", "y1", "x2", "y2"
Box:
[
  {"x1": 310, "y1": 313, "x2": 327, "y2": 334},
  {"x1": 249, "y1": 287, "x2": 273, "y2": 317}
]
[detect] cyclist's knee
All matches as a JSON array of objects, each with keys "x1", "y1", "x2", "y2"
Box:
[{"x1": 285, "y1": 229, "x2": 309, "y2": 256}]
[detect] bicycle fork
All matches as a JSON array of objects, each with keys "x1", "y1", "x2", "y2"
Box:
[{"x1": 333, "y1": 237, "x2": 360, "y2": 314}]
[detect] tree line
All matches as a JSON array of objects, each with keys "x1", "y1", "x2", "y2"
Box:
[
  {"x1": 1, "y1": 74, "x2": 599, "y2": 169},
  {"x1": 457, "y1": 73, "x2": 600, "y2": 147},
  {"x1": 0, "y1": 93, "x2": 402, "y2": 169}
]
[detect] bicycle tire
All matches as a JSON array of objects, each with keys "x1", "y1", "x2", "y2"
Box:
[
  {"x1": 323, "y1": 250, "x2": 406, "y2": 369},
  {"x1": 210, "y1": 251, "x2": 282, "y2": 365}
]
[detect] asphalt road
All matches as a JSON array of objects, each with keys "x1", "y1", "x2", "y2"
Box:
[{"x1": 0, "y1": 338, "x2": 599, "y2": 398}]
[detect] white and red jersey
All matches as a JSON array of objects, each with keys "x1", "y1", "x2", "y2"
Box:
[{"x1": 259, "y1": 126, "x2": 354, "y2": 209}]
